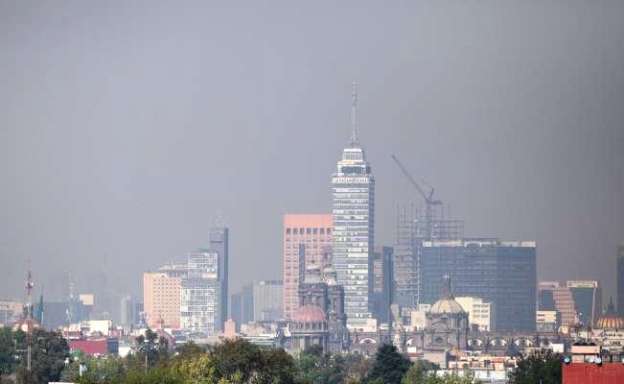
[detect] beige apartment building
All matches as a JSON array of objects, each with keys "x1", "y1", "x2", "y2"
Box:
[
  {"x1": 282, "y1": 214, "x2": 333, "y2": 319},
  {"x1": 143, "y1": 272, "x2": 181, "y2": 329}
]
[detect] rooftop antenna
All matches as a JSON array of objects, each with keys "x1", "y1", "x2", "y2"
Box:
[{"x1": 350, "y1": 81, "x2": 359, "y2": 146}]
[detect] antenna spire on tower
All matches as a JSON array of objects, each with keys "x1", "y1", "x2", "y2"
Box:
[{"x1": 350, "y1": 81, "x2": 359, "y2": 146}]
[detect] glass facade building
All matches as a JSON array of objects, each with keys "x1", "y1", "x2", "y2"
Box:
[
  {"x1": 180, "y1": 249, "x2": 220, "y2": 336},
  {"x1": 567, "y1": 280, "x2": 602, "y2": 327},
  {"x1": 420, "y1": 239, "x2": 536, "y2": 331},
  {"x1": 332, "y1": 144, "x2": 375, "y2": 328}
]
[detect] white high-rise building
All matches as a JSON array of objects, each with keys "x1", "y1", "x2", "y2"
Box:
[
  {"x1": 180, "y1": 249, "x2": 221, "y2": 336},
  {"x1": 332, "y1": 83, "x2": 375, "y2": 329}
]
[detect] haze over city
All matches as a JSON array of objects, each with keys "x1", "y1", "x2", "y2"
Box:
[{"x1": 2, "y1": 0, "x2": 623, "y2": 318}]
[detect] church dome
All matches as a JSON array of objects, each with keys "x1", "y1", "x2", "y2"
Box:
[
  {"x1": 292, "y1": 305, "x2": 326, "y2": 323},
  {"x1": 430, "y1": 298, "x2": 466, "y2": 315},
  {"x1": 429, "y1": 274, "x2": 466, "y2": 315},
  {"x1": 596, "y1": 299, "x2": 624, "y2": 330}
]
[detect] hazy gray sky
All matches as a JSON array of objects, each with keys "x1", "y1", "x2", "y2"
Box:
[{"x1": 1, "y1": 1, "x2": 623, "y2": 313}]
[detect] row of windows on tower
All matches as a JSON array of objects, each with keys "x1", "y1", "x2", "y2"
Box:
[{"x1": 285, "y1": 227, "x2": 332, "y2": 235}]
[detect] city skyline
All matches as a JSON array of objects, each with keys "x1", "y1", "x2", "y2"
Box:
[{"x1": 2, "y1": 1, "x2": 623, "y2": 312}]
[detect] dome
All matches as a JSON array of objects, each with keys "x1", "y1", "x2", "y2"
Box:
[
  {"x1": 430, "y1": 298, "x2": 466, "y2": 315},
  {"x1": 292, "y1": 305, "x2": 326, "y2": 323},
  {"x1": 596, "y1": 299, "x2": 624, "y2": 330}
]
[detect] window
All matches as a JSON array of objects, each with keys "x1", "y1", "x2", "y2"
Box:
[
  {"x1": 286, "y1": 228, "x2": 291, "y2": 234},
  {"x1": 306, "y1": 228, "x2": 311, "y2": 234}
]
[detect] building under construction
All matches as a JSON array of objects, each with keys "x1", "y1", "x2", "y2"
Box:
[
  {"x1": 393, "y1": 203, "x2": 464, "y2": 310},
  {"x1": 390, "y1": 154, "x2": 463, "y2": 312}
]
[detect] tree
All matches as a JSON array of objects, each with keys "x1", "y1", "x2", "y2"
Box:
[
  {"x1": 508, "y1": 349, "x2": 561, "y2": 384},
  {"x1": 209, "y1": 339, "x2": 296, "y2": 384},
  {"x1": 0, "y1": 328, "x2": 16, "y2": 377},
  {"x1": 15, "y1": 328, "x2": 69, "y2": 384},
  {"x1": 401, "y1": 360, "x2": 439, "y2": 384},
  {"x1": 365, "y1": 344, "x2": 411, "y2": 384}
]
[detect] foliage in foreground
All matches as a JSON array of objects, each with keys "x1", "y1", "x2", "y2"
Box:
[{"x1": 508, "y1": 349, "x2": 561, "y2": 384}]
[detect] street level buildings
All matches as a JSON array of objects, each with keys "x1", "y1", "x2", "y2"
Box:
[
  {"x1": 282, "y1": 214, "x2": 333, "y2": 319},
  {"x1": 420, "y1": 239, "x2": 536, "y2": 331}
]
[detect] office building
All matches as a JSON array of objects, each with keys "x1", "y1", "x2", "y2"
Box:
[
  {"x1": 282, "y1": 214, "x2": 333, "y2": 319},
  {"x1": 538, "y1": 281, "x2": 576, "y2": 328},
  {"x1": 143, "y1": 272, "x2": 181, "y2": 329},
  {"x1": 230, "y1": 284, "x2": 253, "y2": 330},
  {"x1": 209, "y1": 227, "x2": 229, "y2": 331},
  {"x1": 618, "y1": 244, "x2": 624, "y2": 316},
  {"x1": 180, "y1": 249, "x2": 220, "y2": 335},
  {"x1": 119, "y1": 295, "x2": 133, "y2": 327},
  {"x1": 567, "y1": 280, "x2": 602, "y2": 327},
  {"x1": 253, "y1": 280, "x2": 283, "y2": 322},
  {"x1": 331, "y1": 85, "x2": 375, "y2": 328},
  {"x1": 371, "y1": 246, "x2": 393, "y2": 324},
  {"x1": 420, "y1": 239, "x2": 536, "y2": 331},
  {"x1": 455, "y1": 296, "x2": 493, "y2": 332}
]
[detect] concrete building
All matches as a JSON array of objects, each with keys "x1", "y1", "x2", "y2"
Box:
[
  {"x1": 331, "y1": 87, "x2": 375, "y2": 329},
  {"x1": 0, "y1": 301, "x2": 23, "y2": 326},
  {"x1": 180, "y1": 249, "x2": 221, "y2": 336},
  {"x1": 371, "y1": 246, "x2": 393, "y2": 324},
  {"x1": 455, "y1": 296, "x2": 493, "y2": 332},
  {"x1": 618, "y1": 243, "x2": 624, "y2": 316},
  {"x1": 420, "y1": 239, "x2": 536, "y2": 331},
  {"x1": 536, "y1": 310, "x2": 560, "y2": 333},
  {"x1": 282, "y1": 214, "x2": 333, "y2": 319},
  {"x1": 567, "y1": 280, "x2": 602, "y2": 327},
  {"x1": 143, "y1": 272, "x2": 181, "y2": 329},
  {"x1": 252, "y1": 280, "x2": 283, "y2": 322}
]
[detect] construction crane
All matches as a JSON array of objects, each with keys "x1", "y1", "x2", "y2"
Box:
[{"x1": 391, "y1": 154, "x2": 442, "y2": 240}]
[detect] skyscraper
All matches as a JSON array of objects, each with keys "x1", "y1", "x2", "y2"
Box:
[
  {"x1": 180, "y1": 249, "x2": 220, "y2": 335},
  {"x1": 332, "y1": 83, "x2": 375, "y2": 329},
  {"x1": 618, "y1": 244, "x2": 624, "y2": 316},
  {"x1": 282, "y1": 214, "x2": 333, "y2": 319},
  {"x1": 209, "y1": 227, "x2": 229, "y2": 331},
  {"x1": 420, "y1": 239, "x2": 536, "y2": 331}
]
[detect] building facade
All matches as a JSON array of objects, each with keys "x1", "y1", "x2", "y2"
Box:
[
  {"x1": 230, "y1": 284, "x2": 253, "y2": 330},
  {"x1": 209, "y1": 227, "x2": 229, "y2": 331},
  {"x1": 372, "y1": 246, "x2": 393, "y2": 324},
  {"x1": 282, "y1": 214, "x2": 333, "y2": 319},
  {"x1": 253, "y1": 280, "x2": 283, "y2": 322},
  {"x1": 180, "y1": 249, "x2": 220, "y2": 335},
  {"x1": 454, "y1": 296, "x2": 493, "y2": 332},
  {"x1": 420, "y1": 239, "x2": 536, "y2": 331},
  {"x1": 331, "y1": 106, "x2": 375, "y2": 328},
  {"x1": 143, "y1": 272, "x2": 181, "y2": 329},
  {"x1": 567, "y1": 280, "x2": 602, "y2": 327}
]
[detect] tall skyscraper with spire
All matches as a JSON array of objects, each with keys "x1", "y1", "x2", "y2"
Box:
[{"x1": 331, "y1": 83, "x2": 375, "y2": 329}]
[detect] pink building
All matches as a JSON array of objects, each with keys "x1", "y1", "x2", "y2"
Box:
[{"x1": 282, "y1": 214, "x2": 333, "y2": 319}]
